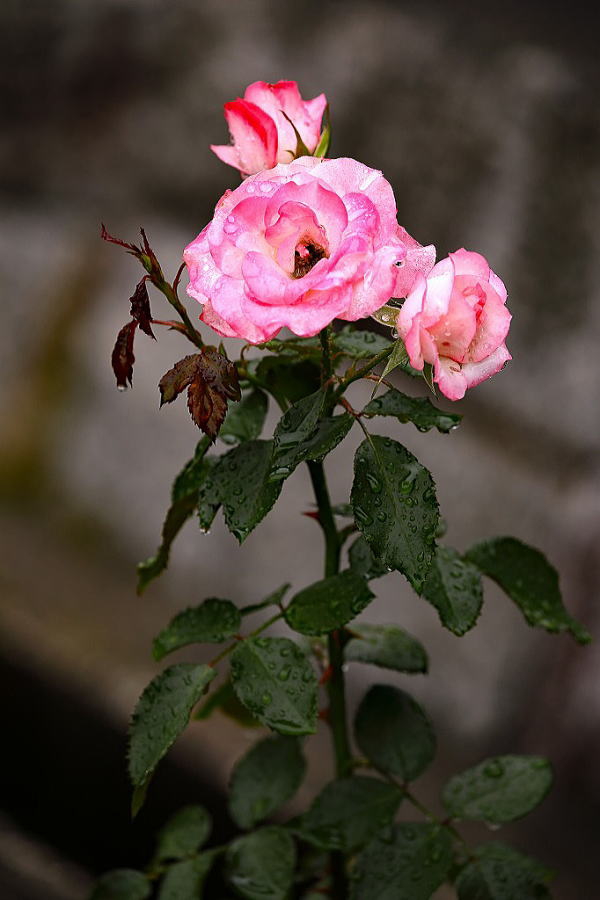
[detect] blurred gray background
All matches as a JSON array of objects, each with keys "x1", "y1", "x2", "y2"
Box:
[{"x1": 1, "y1": 0, "x2": 599, "y2": 897}]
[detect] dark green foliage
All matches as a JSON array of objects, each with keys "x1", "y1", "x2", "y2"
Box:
[
  {"x1": 455, "y1": 842, "x2": 553, "y2": 899},
  {"x1": 351, "y1": 823, "x2": 454, "y2": 899},
  {"x1": 194, "y1": 680, "x2": 261, "y2": 728},
  {"x1": 351, "y1": 435, "x2": 439, "y2": 591},
  {"x1": 256, "y1": 356, "x2": 321, "y2": 405},
  {"x1": 296, "y1": 777, "x2": 403, "y2": 852},
  {"x1": 347, "y1": 536, "x2": 389, "y2": 580},
  {"x1": 363, "y1": 387, "x2": 462, "y2": 433},
  {"x1": 158, "y1": 855, "x2": 216, "y2": 900},
  {"x1": 345, "y1": 624, "x2": 428, "y2": 673},
  {"x1": 229, "y1": 736, "x2": 306, "y2": 829},
  {"x1": 197, "y1": 440, "x2": 282, "y2": 542},
  {"x1": 422, "y1": 547, "x2": 483, "y2": 635},
  {"x1": 137, "y1": 439, "x2": 212, "y2": 593},
  {"x1": 90, "y1": 870, "x2": 150, "y2": 900},
  {"x1": 284, "y1": 571, "x2": 374, "y2": 636},
  {"x1": 271, "y1": 414, "x2": 353, "y2": 481},
  {"x1": 153, "y1": 599, "x2": 241, "y2": 660},
  {"x1": 443, "y1": 756, "x2": 553, "y2": 824},
  {"x1": 354, "y1": 685, "x2": 435, "y2": 780},
  {"x1": 230, "y1": 637, "x2": 318, "y2": 735},
  {"x1": 225, "y1": 826, "x2": 296, "y2": 900},
  {"x1": 332, "y1": 327, "x2": 392, "y2": 359},
  {"x1": 128, "y1": 664, "x2": 216, "y2": 796},
  {"x1": 220, "y1": 390, "x2": 268, "y2": 445},
  {"x1": 154, "y1": 805, "x2": 212, "y2": 863},
  {"x1": 466, "y1": 537, "x2": 590, "y2": 643}
]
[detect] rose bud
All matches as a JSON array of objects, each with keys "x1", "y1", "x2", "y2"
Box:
[{"x1": 211, "y1": 80, "x2": 327, "y2": 176}]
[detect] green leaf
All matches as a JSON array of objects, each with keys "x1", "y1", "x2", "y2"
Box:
[
  {"x1": 270, "y1": 389, "x2": 324, "y2": 479},
  {"x1": 271, "y1": 413, "x2": 354, "y2": 481},
  {"x1": 296, "y1": 776, "x2": 403, "y2": 852},
  {"x1": 456, "y1": 842, "x2": 553, "y2": 900},
  {"x1": 443, "y1": 755, "x2": 553, "y2": 824},
  {"x1": 230, "y1": 637, "x2": 318, "y2": 735},
  {"x1": 196, "y1": 456, "x2": 222, "y2": 532},
  {"x1": 229, "y1": 735, "x2": 306, "y2": 829},
  {"x1": 220, "y1": 390, "x2": 268, "y2": 445},
  {"x1": 194, "y1": 680, "x2": 261, "y2": 728},
  {"x1": 154, "y1": 806, "x2": 212, "y2": 863},
  {"x1": 91, "y1": 870, "x2": 150, "y2": 900},
  {"x1": 225, "y1": 826, "x2": 295, "y2": 900},
  {"x1": 354, "y1": 685, "x2": 435, "y2": 780},
  {"x1": 137, "y1": 441, "x2": 212, "y2": 594},
  {"x1": 153, "y1": 599, "x2": 241, "y2": 661},
  {"x1": 351, "y1": 823, "x2": 454, "y2": 900},
  {"x1": 466, "y1": 537, "x2": 590, "y2": 644},
  {"x1": 261, "y1": 336, "x2": 321, "y2": 358},
  {"x1": 348, "y1": 536, "x2": 390, "y2": 580},
  {"x1": 158, "y1": 854, "x2": 216, "y2": 900},
  {"x1": 332, "y1": 326, "x2": 392, "y2": 360},
  {"x1": 345, "y1": 624, "x2": 428, "y2": 674},
  {"x1": 256, "y1": 356, "x2": 321, "y2": 405},
  {"x1": 240, "y1": 583, "x2": 291, "y2": 616},
  {"x1": 351, "y1": 435, "x2": 439, "y2": 591},
  {"x1": 363, "y1": 387, "x2": 462, "y2": 433},
  {"x1": 128, "y1": 664, "x2": 216, "y2": 794},
  {"x1": 284, "y1": 571, "x2": 374, "y2": 636},
  {"x1": 422, "y1": 547, "x2": 483, "y2": 636},
  {"x1": 200, "y1": 440, "x2": 283, "y2": 543}
]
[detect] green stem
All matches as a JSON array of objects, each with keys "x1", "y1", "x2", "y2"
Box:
[
  {"x1": 307, "y1": 453, "x2": 350, "y2": 897},
  {"x1": 334, "y1": 345, "x2": 393, "y2": 399},
  {"x1": 155, "y1": 277, "x2": 205, "y2": 350}
]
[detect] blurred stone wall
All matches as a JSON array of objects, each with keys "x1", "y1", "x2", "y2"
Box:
[{"x1": 1, "y1": 1, "x2": 599, "y2": 897}]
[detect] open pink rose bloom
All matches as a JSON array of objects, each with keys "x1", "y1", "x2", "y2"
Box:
[
  {"x1": 211, "y1": 80, "x2": 327, "y2": 176},
  {"x1": 397, "y1": 250, "x2": 512, "y2": 400},
  {"x1": 185, "y1": 156, "x2": 435, "y2": 345}
]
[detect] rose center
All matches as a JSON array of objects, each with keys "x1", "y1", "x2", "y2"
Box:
[{"x1": 292, "y1": 240, "x2": 327, "y2": 279}]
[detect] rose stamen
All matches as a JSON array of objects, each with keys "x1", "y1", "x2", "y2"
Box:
[{"x1": 293, "y1": 240, "x2": 327, "y2": 278}]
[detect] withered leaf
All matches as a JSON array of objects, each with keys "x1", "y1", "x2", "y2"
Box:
[
  {"x1": 111, "y1": 320, "x2": 137, "y2": 389},
  {"x1": 130, "y1": 279, "x2": 155, "y2": 339},
  {"x1": 159, "y1": 354, "x2": 202, "y2": 406},
  {"x1": 187, "y1": 376, "x2": 228, "y2": 439},
  {"x1": 159, "y1": 348, "x2": 241, "y2": 440}
]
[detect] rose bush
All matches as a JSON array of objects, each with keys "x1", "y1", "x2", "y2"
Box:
[
  {"x1": 185, "y1": 156, "x2": 435, "y2": 343},
  {"x1": 397, "y1": 249, "x2": 512, "y2": 400},
  {"x1": 211, "y1": 80, "x2": 327, "y2": 176}
]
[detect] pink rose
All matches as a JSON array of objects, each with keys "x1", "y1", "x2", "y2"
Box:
[
  {"x1": 397, "y1": 249, "x2": 512, "y2": 401},
  {"x1": 211, "y1": 80, "x2": 327, "y2": 176},
  {"x1": 184, "y1": 156, "x2": 433, "y2": 343}
]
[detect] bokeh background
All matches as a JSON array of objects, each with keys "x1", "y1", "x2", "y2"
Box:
[{"x1": 1, "y1": 1, "x2": 599, "y2": 897}]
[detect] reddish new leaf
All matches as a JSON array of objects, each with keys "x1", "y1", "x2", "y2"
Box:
[
  {"x1": 187, "y1": 376, "x2": 228, "y2": 439},
  {"x1": 130, "y1": 279, "x2": 155, "y2": 339},
  {"x1": 159, "y1": 354, "x2": 202, "y2": 406},
  {"x1": 101, "y1": 224, "x2": 139, "y2": 254},
  {"x1": 112, "y1": 320, "x2": 138, "y2": 389},
  {"x1": 159, "y1": 348, "x2": 241, "y2": 439}
]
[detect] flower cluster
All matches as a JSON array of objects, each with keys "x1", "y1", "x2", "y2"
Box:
[{"x1": 186, "y1": 80, "x2": 510, "y2": 399}]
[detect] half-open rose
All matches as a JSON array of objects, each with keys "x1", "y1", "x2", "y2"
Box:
[
  {"x1": 397, "y1": 249, "x2": 511, "y2": 400},
  {"x1": 211, "y1": 80, "x2": 327, "y2": 176},
  {"x1": 184, "y1": 156, "x2": 434, "y2": 343}
]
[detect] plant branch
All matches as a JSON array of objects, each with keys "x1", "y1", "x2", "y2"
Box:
[{"x1": 333, "y1": 345, "x2": 393, "y2": 399}]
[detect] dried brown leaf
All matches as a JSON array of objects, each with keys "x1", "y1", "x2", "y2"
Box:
[
  {"x1": 129, "y1": 279, "x2": 155, "y2": 339},
  {"x1": 158, "y1": 354, "x2": 201, "y2": 406},
  {"x1": 111, "y1": 320, "x2": 138, "y2": 389}
]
